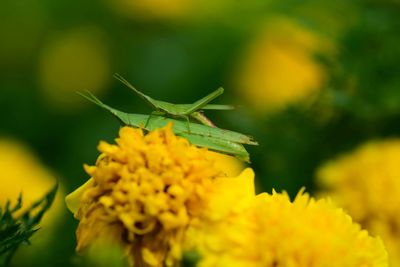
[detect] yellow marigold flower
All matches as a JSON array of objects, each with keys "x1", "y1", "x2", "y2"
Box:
[
  {"x1": 317, "y1": 139, "x2": 400, "y2": 266},
  {"x1": 66, "y1": 124, "x2": 242, "y2": 266},
  {"x1": 236, "y1": 17, "x2": 331, "y2": 113},
  {"x1": 203, "y1": 150, "x2": 245, "y2": 177},
  {"x1": 184, "y1": 189, "x2": 388, "y2": 267}
]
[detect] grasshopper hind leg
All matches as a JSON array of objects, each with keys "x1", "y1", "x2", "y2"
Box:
[
  {"x1": 190, "y1": 111, "x2": 216, "y2": 128},
  {"x1": 176, "y1": 115, "x2": 191, "y2": 133}
]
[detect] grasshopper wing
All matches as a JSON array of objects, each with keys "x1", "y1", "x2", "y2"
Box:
[{"x1": 178, "y1": 133, "x2": 250, "y2": 162}]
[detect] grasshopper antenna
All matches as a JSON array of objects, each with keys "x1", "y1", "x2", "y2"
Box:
[
  {"x1": 76, "y1": 90, "x2": 106, "y2": 107},
  {"x1": 113, "y1": 73, "x2": 156, "y2": 107}
]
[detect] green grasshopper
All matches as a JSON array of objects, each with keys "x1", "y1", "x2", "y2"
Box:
[
  {"x1": 78, "y1": 91, "x2": 257, "y2": 162},
  {"x1": 114, "y1": 73, "x2": 234, "y2": 128}
]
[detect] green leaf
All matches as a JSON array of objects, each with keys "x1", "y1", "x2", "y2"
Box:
[{"x1": 0, "y1": 184, "x2": 58, "y2": 266}]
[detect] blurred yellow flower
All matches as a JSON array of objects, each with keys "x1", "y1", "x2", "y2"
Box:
[
  {"x1": 38, "y1": 26, "x2": 110, "y2": 109},
  {"x1": 317, "y1": 139, "x2": 400, "y2": 266},
  {"x1": 185, "y1": 189, "x2": 388, "y2": 267},
  {"x1": 236, "y1": 17, "x2": 331, "y2": 113},
  {"x1": 0, "y1": 139, "x2": 65, "y2": 239},
  {"x1": 66, "y1": 124, "x2": 246, "y2": 266}
]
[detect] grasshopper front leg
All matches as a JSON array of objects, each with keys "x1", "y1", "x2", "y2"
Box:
[
  {"x1": 184, "y1": 115, "x2": 191, "y2": 133},
  {"x1": 145, "y1": 111, "x2": 164, "y2": 129}
]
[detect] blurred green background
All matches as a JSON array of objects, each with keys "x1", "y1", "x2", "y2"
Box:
[{"x1": 1, "y1": 0, "x2": 400, "y2": 266}]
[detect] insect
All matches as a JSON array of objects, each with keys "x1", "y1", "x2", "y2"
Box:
[
  {"x1": 78, "y1": 91, "x2": 257, "y2": 162},
  {"x1": 114, "y1": 73, "x2": 234, "y2": 129}
]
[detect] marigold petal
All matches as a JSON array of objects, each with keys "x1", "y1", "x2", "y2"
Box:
[{"x1": 65, "y1": 178, "x2": 95, "y2": 216}]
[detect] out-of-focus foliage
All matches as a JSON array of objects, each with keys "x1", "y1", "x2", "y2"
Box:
[
  {"x1": 181, "y1": 250, "x2": 201, "y2": 267},
  {"x1": 38, "y1": 26, "x2": 111, "y2": 109},
  {"x1": 327, "y1": 1, "x2": 400, "y2": 120},
  {"x1": 0, "y1": 185, "x2": 57, "y2": 266},
  {"x1": 79, "y1": 242, "x2": 128, "y2": 267},
  {"x1": 1, "y1": 0, "x2": 400, "y2": 265}
]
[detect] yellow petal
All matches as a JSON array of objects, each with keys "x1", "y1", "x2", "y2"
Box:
[
  {"x1": 207, "y1": 168, "x2": 255, "y2": 220},
  {"x1": 65, "y1": 178, "x2": 95, "y2": 215}
]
